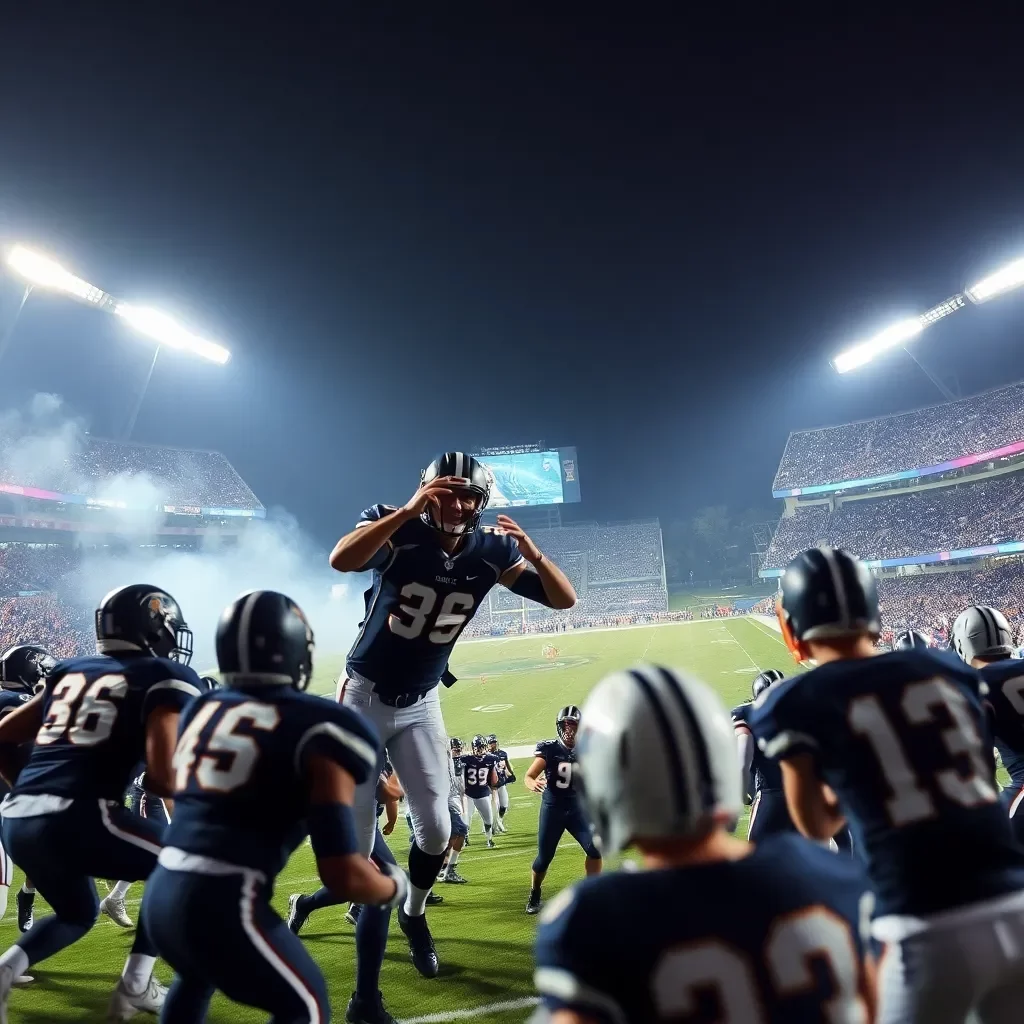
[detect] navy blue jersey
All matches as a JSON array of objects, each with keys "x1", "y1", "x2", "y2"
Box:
[
  {"x1": 460, "y1": 753, "x2": 496, "y2": 798},
  {"x1": 346, "y1": 505, "x2": 524, "y2": 694},
  {"x1": 0, "y1": 689, "x2": 33, "y2": 717},
  {"x1": 490, "y1": 747, "x2": 511, "y2": 785},
  {"x1": 14, "y1": 653, "x2": 203, "y2": 802},
  {"x1": 535, "y1": 833, "x2": 872, "y2": 1023},
  {"x1": 536, "y1": 739, "x2": 578, "y2": 802},
  {"x1": 732, "y1": 701, "x2": 782, "y2": 792},
  {"x1": 750, "y1": 648, "x2": 1024, "y2": 917},
  {"x1": 979, "y1": 658, "x2": 1024, "y2": 788},
  {"x1": 163, "y1": 684, "x2": 379, "y2": 878}
]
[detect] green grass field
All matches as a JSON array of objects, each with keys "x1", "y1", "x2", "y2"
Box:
[{"x1": 1, "y1": 617, "x2": 797, "y2": 1023}]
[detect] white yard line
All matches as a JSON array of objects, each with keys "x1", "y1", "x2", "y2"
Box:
[
  {"x1": 400, "y1": 996, "x2": 540, "y2": 1023},
  {"x1": 723, "y1": 621, "x2": 762, "y2": 673}
]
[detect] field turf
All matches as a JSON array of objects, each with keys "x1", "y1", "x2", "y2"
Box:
[{"x1": 1, "y1": 618, "x2": 808, "y2": 1022}]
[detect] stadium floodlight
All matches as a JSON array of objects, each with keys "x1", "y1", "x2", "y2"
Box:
[
  {"x1": 5, "y1": 245, "x2": 111, "y2": 306},
  {"x1": 965, "y1": 257, "x2": 1024, "y2": 304},
  {"x1": 114, "y1": 303, "x2": 230, "y2": 364},
  {"x1": 832, "y1": 317, "x2": 925, "y2": 374}
]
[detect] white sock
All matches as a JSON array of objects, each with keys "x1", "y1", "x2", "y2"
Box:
[
  {"x1": 0, "y1": 945, "x2": 29, "y2": 980},
  {"x1": 447, "y1": 849, "x2": 460, "y2": 870},
  {"x1": 110, "y1": 880, "x2": 131, "y2": 900},
  {"x1": 403, "y1": 883, "x2": 431, "y2": 917},
  {"x1": 121, "y1": 953, "x2": 155, "y2": 994},
  {"x1": 20, "y1": 884, "x2": 35, "y2": 895}
]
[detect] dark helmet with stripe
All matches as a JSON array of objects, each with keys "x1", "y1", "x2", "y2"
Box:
[
  {"x1": 420, "y1": 452, "x2": 492, "y2": 535},
  {"x1": 557, "y1": 705, "x2": 581, "y2": 748},
  {"x1": 0, "y1": 644, "x2": 56, "y2": 693},
  {"x1": 777, "y1": 546, "x2": 880, "y2": 662},
  {"x1": 450, "y1": 737, "x2": 463, "y2": 755},
  {"x1": 216, "y1": 590, "x2": 314, "y2": 689},
  {"x1": 752, "y1": 668, "x2": 784, "y2": 699},
  {"x1": 96, "y1": 584, "x2": 193, "y2": 664},
  {"x1": 575, "y1": 664, "x2": 742, "y2": 855},
  {"x1": 486, "y1": 732, "x2": 498, "y2": 750},
  {"x1": 893, "y1": 629, "x2": 931, "y2": 651},
  {"x1": 952, "y1": 606, "x2": 1015, "y2": 664},
  {"x1": 471, "y1": 734, "x2": 487, "y2": 754}
]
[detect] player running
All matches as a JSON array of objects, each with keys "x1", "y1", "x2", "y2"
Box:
[
  {"x1": 751, "y1": 546, "x2": 1024, "y2": 1024},
  {"x1": 952, "y1": 605, "x2": 1024, "y2": 841},
  {"x1": 487, "y1": 733, "x2": 514, "y2": 832},
  {"x1": 0, "y1": 584, "x2": 203, "y2": 1020},
  {"x1": 143, "y1": 590, "x2": 404, "y2": 1024},
  {"x1": 0, "y1": 644, "x2": 53, "y2": 934},
  {"x1": 533, "y1": 664, "x2": 876, "y2": 1023},
  {"x1": 330, "y1": 451, "x2": 576, "y2": 982},
  {"x1": 524, "y1": 706, "x2": 601, "y2": 915},
  {"x1": 461, "y1": 735, "x2": 499, "y2": 846}
]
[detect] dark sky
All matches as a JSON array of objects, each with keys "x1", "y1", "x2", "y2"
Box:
[{"x1": 2, "y1": 9, "x2": 1024, "y2": 547}]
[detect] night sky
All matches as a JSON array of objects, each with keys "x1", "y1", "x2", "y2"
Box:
[{"x1": 2, "y1": 10, "x2": 1024, "y2": 547}]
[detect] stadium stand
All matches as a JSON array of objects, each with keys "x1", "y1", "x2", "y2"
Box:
[
  {"x1": 0, "y1": 436, "x2": 261, "y2": 510},
  {"x1": 773, "y1": 380, "x2": 1024, "y2": 490}
]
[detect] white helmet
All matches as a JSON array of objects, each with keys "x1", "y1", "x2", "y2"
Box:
[
  {"x1": 576, "y1": 664, "x2": 742, "y2": 856},
  {"x1": 951, "y1": 606, "x2": 1015, "y2": 664}
]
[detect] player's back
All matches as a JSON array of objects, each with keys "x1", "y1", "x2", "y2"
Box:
[
  {"x1": 164, "y1": 684, "x2": 378, "y2": 879},
  {"x1": 755, "y1": 648, "x2": 1024, "y2": 916},
  {"x1": 980, "y1": 658, "x2": 1024, "y2": 790},
  {"x1": 535, "y1": 834, "x2": 872, "y2": 1023},
  {"x1": 14, "y1": 652, "x2": 202, "y2": 802}
]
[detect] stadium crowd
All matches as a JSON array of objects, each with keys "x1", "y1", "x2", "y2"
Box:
[
  {"x1": 763, "y1": 471, "x2": 1024, "y2": 568},
  {"x1": 774, "y1": 381, "x2": 1024, "y2": 490},
  {"x1": 0, "y1": 435, "x2": 262, "y2": 510}
]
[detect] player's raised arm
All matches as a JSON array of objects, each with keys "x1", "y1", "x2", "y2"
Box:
[
  {"x1": 524, "y1": 756, "x2": 547, "y2": 793},
  {"x1": 306, "y1": 753, "x2": 407, "y2": 907},
  {"x1": 496, "y1": 515, "x2": 577, "y2": 610},
  {"x1": 329, "y1": 478, "x2": 455, "y2": 572}
]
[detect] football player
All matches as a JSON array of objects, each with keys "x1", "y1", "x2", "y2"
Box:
[
  {"x1": 532, "y1": 664, "x2": 876, "y2": 1023},
  {"x1": 751, "y1": 546, "x2": 1024, "y2": 1024},
  {"x1": 329, "y1": 451, "x2": 576, "y2": 979},
  {"x1": 524, "y1": 706, "x2": 601, "y2": 915},
  {"x1": 951, "y1": 605, "x2": 1024, "y2": 840},
  {"x1": 461, "y1": 734, "x2": 499, "y2": 846},
  {"x1": 0, "y1": 644, "x2": 53, "y2": 935},
  {"x1": 893, "y1": 629, "x2": 931, "y2": 650},
  {"x1": 439, "y1": 746, "x2": 470, "y2": 885},
  {"x1": 143, "y1": 590, "x2": 404, "y2": 1024},
  {"x1": 450, "y1": 736, "x2": 467, "y2": 819},
  {"x1": 487, "y1": 733, "x2": 514, "y2": 832},
  {"x1": 0, "y1": 585, "x2": 203, "y2": 1019}
]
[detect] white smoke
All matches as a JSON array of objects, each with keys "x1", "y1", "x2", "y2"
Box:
[{"x1": 0, "y1": 395, "x2": 369, "y2": 672}]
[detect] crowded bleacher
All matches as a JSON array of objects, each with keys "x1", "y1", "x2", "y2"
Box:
[
  {"x1": 774, "y1": 380, "x2": 1024, "y2": 490},
  {"x1": 0, "y1": 435, "x2": 262, "y2": 510}
]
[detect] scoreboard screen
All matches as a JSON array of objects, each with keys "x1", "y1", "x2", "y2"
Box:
[{"x1": 474, "y1": 446, "x2": 581, "y2": 507}]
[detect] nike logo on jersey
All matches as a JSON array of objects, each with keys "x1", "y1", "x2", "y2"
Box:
[{"x1": 466, "y1": 575, "x2": 478, "y2": 580}]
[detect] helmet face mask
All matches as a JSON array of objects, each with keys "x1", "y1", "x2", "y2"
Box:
[
  {"x1": 471, "y1": 734, "x2": 486, "y2": 754},
  {"x1": 0, "y1": 645, "x2": 55, "y2": 693},
  {"x1": 486, "y1": 733, "x2": 498, "y2": 752},
  {"x1": 450, "y1": 737, "x2": 463, "y2": 757},
  {"x1": 557, "y1": 705, "x2": 581, "y2": 748},
  {"x1": 96, "y1": 585, "x2": 193, "y2": 665},
  {"x1": 420, "y1": 453, "x2": 492, "y2": 536}
]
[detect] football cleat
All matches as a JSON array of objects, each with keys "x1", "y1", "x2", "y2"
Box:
[
  {"x1": 287, "y1": 894, "x2": 310, "y2": 935},
  {"x1": 486, "y1": 837, "x2": 496, "y2": 849},
  {"x1": 398, "y1": 905, "x2": 439, "y2": 978},
  {"x1": 100, "y1": 894, "x2": 133, "y2": 929},
  {"x1": 345, "y1": 903, "x2": 363, "y2": 927},
  {"x1": 441, "y1": 869, "x2": 468, "y2": 884},
  {"x1": 16, "y1": 890, "x2": 34, "y2": 933},
  {"x1": 107, "y1": 976, "x2": 167, "y2": 1021},
  {"x1": 493, "y1": 819, "x2": 507, "y2": 834},
  {"x1": 345, "y1": 990, "x2": 398, "y2": 1024},
  {"x1": 526, "y1": 890, "x2": 542, "y2": 915},
  {"x1": 425, "y1": 892, "x2": 444, "y2": 906}
]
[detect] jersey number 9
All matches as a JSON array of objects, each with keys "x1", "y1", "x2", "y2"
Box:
[{"x1": 389, "y1": 582, "x2": 476, "y2": 644}]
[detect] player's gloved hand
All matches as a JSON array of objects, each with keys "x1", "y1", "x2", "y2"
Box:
[
  {"x1": 382, "y1": 862, "x2": 409, "y2": 909},
  {"x1": 401, "y1": 477, "x2": 456, "y2": 520}
]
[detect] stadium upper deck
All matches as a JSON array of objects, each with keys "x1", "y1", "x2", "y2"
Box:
[{"x1": 773, "y1": 380, "x2": 1024, "y2": 496}]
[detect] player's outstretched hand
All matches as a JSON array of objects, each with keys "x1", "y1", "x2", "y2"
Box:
[
  {"x1": 402, "y1": 477, "x2": 456, "y2": 519},
  {"x1": 495, "y1": 515, "x2": 543, "y2": 563}
]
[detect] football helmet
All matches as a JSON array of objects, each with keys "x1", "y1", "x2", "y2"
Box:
[
  {"x1": 751, "y1": 668, "x2": 784, "y2": 699},
  {"x1": 0, "y1": 644, "x2": 55, "y2": 694},
  {"x1": 450, "y1": 737, "x2": 463, "y2": 756},
  {"x1": 777, "y1": 546, "x2": 880, "y2": 661},
  {"x1": 576, "y1": 664, "x2": 742, "y2": 855},
  {"x1": 556, "y1": 705, "x2": 581, "y2": 748},
  {"x1": 471, "y1": 734, "x2": 487, "y2": 754},
  {"x1": 216, "y1": 590, "x2": 314, "y2": 689},
  {"x1": 486, "y1": 732, "x2": 499, "y2": 751},
  {"x1": 952, "y1": 606, "x2": 1015, "y2": 664},
  {"x1": 420, "y1": 452, "x2": 492, "y2": 535},
  {"x1": 893, "y1": 629, "x2": 931, "y2": 651},
  {"x1": 96, "y1": 584, "x2": 193, "y2": 664}
]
